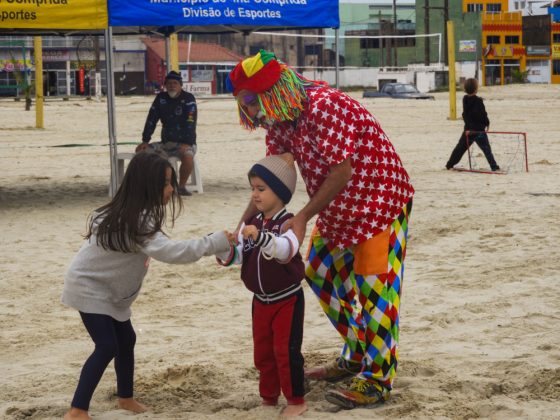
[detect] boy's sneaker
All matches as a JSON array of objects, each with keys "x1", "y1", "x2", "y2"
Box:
[
  {"x1": 304, "y1": 357, "x2": 362, "y2": 383},
  {"x1": 325, "y1": 377, "x2": 390, "y2": 409}
]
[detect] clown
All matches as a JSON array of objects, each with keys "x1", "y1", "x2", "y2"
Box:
[{"x1": 228, "y1": 50, "x2": 415, "y2": 409}]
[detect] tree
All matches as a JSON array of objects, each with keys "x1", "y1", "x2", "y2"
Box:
[{"x1": 9, "y1": 54, "x2": 33, "y2": 111}]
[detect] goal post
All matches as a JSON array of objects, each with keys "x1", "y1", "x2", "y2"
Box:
[{"x1": 456, "y1": 131, "x2": 529, "y2": 174}]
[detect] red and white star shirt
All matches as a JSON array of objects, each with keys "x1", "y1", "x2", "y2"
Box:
[{"x1": 266, "y1": 86, "x2": 414, "y2": 249}]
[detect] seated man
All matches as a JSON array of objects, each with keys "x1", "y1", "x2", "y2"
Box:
[{"x1": 137, "y1": 71, "x2": 197, "y2": 196}]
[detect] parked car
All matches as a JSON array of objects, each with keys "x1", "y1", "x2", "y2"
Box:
[{"x1": 363, "y1": 83, "x2": 435, "y2": 100}]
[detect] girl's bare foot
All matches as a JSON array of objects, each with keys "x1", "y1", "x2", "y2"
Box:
[
  {"x1": 117, "y1": 397, "x2": 150, "y2": 413},
  {"x1": 280, "y1": 402, "x2": 307, "y2": 417},
  {"x1": 63, "y1": 407, "x2": 91, "y2": 420}
]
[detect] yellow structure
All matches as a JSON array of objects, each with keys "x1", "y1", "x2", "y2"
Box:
[
  {"x1": 552, "y1": 22, "x2": 560, "y2": 84},
  {"x1": 34, "y1": 37, "x2": 44, "y2": 129},
  {"x1": 170, "y1": 34, "x2": 179, "y2": 72},
  {"x1": 447, "y1": 21, "x2": 457, "y2": 120},
  {"x1": 481, "y1": 11, "x2": 525, "y2": 86}
]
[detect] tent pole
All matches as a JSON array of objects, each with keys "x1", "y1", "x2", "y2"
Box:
[
  {"x1": 105, "y1": 27, "x2": 119, "y2": 196},
  {"x1": 165, "y1": 36, "x2": 171, "y2": 73},
  {"x1": 335, "y1": 28, "x2": 339, "y2": 89}
]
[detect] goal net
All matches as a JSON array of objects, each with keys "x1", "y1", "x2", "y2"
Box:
[{"x1": 455, "y1": 131, "x2": 528, "y2": 174}]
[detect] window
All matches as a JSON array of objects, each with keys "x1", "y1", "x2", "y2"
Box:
[
  {"x1": 486, "y1": 4, "x2": 502, "y2": 12},
  {"x1": 553, "y1": 60, "x2": 560, "y2": 76},
  {"x1": 503, "y1": 60, "x2": 521, "y2": 84},
  {"x1": 467, "y1": 4, "x2": 483, "y2": 12},
  {"x1": 553, "y1": 34, "x2": 560, "y2": 43},
  {"x1": 361, "y1": 38, "x2": 380, "y2": 49},
  {"x1": 505, "y1": 35, "x2": 520, "y2": 44},
  {"x1": 487, "y1": 35, "x2": 500, "y2": 44}
]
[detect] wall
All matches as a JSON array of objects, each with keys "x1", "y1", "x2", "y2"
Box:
[
  {"x1": 415, "y1": 1, "x2": 483, "y2": 65},
  {"x1": 302, "y1": 67, "x2": 379, "y2": 88}
]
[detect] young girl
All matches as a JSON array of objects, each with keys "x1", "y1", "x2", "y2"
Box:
[
  {"x1": 218, "y1": 154, "x2": 307, "y2": 417},
  {"x1": 62, "y1": 152, "x2": 233, "y2": 420}
]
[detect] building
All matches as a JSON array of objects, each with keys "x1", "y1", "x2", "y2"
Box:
[
  {"x1": 481, "y1": 11, "x2": 525, "y2": 84},
  {"x1": 0, "y1": 36, "x2": 106, "y2": 97},
  {"x1": 0, "y1": 35, "x2": 243, "y2": 97},
  {"x1": 551, "y1": 6, "x2": 560, "y2": 83},
  {"x1": 509, "y1": 0, "x2": 557, "y2": 15},
  {"x1": 415, "y1": 0, "x2": 559, "y2": 84},
  {"x1": 339, "y1": 1, "x2": 417, "y2": 67},
  {"x1": 143, "y1": 38, "x2": 243, "y2": 95}
]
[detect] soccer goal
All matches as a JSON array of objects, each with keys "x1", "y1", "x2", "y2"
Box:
[{"x1": 453, "y1": 131, "x2": 528, "y2": 174}]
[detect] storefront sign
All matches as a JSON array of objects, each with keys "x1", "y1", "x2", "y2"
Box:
[
  {"x1": 493, "y1": 46, "x2": 514, "y2": 57},
  {"x1": 0, "y1": 0, "x2": 107, "y2": 30},
  {"x1": 191, "y1": 69, "x2": 214, "y2": 82},
  {"x1": 526, "y1": 45, "x2": 551, "y2": 56},
  {"x1": 180, "y1": 70, "x2": 189, "y2": 83},
  {"x1": 43, "y1": 50, "x2": 70, "y2": 62},
  {"x1": 459, "y1": 40, "x2": 477, "y2": 53},
  {"x1": 0, "y1": 59, "x2": 32, "y2": 71},
  {"x1": 185, "y1": 82, "x2": 212, "y2": 95}
]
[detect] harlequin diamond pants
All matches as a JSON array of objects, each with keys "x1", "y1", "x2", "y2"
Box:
[{"x1": 305, "y1": 200, "x2": 412, "y2": 390}]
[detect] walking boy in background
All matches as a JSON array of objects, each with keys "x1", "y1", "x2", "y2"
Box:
[
  {"x1": 137, "y1": 71, "x2": 198, "y2": 196},
  {"x1": 446, "y1": 77, "x2": 500, "y2": 171}
]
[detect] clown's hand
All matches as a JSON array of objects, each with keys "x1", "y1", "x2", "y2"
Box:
[{"x1": 281, "y1": 214, "x2": 307, "y2": 245}]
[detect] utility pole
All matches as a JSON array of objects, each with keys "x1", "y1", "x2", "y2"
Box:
[
  {"x1": 379, "y1": 11, "x2": 384, "y2": 67},
  {"x1": 384, "y1": 20, "x2": 392, "y2": 66},
  {"x1": 443, "y1": 0, "x2": 449, "y2": 65},
  {"x1": 424, "y1": 0, "x2": 430, "y2": 66},
  {"x1": 393, "y1": 0, "x2": 398, "y2": 67}
]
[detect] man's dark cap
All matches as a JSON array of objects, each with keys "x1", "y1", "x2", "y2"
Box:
[{"x1": 165, "y1": 71, "x2": 182, "y2": 83}]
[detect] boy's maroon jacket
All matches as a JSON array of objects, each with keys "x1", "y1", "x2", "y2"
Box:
[{"x1": 241, "y1": 209, "x2": 304, "y2": 296}]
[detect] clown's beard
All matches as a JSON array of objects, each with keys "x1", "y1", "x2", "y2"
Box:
[{"x1": 254, "y1": 111, "x2": 276, "y2": 128}]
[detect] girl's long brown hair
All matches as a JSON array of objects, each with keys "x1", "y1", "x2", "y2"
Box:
[{"x1": 86, "y1": 152, "x2": 182, "y2": 252}]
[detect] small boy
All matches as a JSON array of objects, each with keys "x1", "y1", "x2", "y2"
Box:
[
  {"x1": 446, "y1": 77, "x2": 500, "y2": 171},
  {"x1": 218, "y1": 154, "x2": 307, "y2": 417}
]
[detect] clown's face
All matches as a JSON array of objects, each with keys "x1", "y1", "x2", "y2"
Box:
[
  {"x1": 237, "y1": 90, "x2": 277, "y2": 128},
  {"x1": 237, "y1": 90, "x2": 261, "y2": 119}
]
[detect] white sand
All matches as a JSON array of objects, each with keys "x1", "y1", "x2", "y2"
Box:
[{"x1": 1, "y1": 84, "x2": 559, "y2": 419}]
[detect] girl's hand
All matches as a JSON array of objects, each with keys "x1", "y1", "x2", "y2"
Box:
[
  {"x1": 242, "y1": 225, "x2": 259, "y2": 241},
  {"x1": 224, "y1": 230, "x2": 237, "y2": 245}
]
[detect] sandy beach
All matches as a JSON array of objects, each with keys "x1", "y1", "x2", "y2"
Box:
[{"x1": 1, "y1": 83, "x2": 559, "y2": 419}]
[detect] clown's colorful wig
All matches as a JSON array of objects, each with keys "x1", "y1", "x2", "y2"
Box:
[{"x1": 226, "y1": 50, "x2": 324, "y2": 130}]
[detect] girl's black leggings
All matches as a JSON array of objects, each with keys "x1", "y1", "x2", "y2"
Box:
[{"x1": 71, "y1": 312, "x2": 136, "y2": 410}]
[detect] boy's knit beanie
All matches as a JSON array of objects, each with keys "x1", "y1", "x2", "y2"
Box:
[{"x1": 249, "y1": 155, "x2": 296, "y2": 204}]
